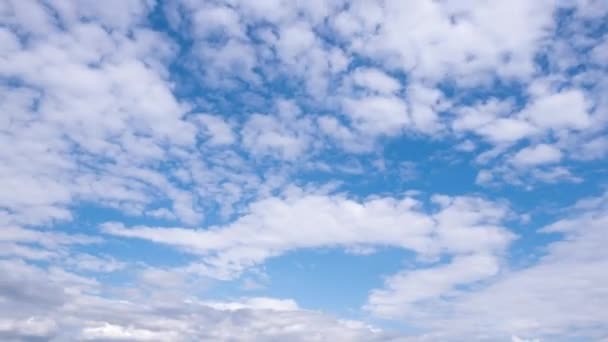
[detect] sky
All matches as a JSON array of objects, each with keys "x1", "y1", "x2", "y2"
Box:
[{"x1": 0, "y1": 0, "x2": 607, "y2": 341}]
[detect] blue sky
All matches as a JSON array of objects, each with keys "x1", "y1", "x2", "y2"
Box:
[{"x1": 1, "y1": 0, "x2": 608, "y2": 341}]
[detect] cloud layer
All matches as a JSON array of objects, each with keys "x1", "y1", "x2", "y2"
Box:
[{"x1": 1, "y1": 0, "x2": 607, "y2": 340}]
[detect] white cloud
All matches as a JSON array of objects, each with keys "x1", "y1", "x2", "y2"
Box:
[
  {"x1": 65, "y1": 254, "x2": 127, "y2": 273},
  {"x1": 512, "y1": 336, "x2": 541, "y2": 342},
  {"x1": 477, "y1": 118, "x2": 538, "y2": 144},
  {"x1": 591, "y1": 38, "x2": 608, "y2": 65},
  {"x1": 81, "y1": 323, "x2": 181, "y2": 341},
  {"x1": 0, "y1": 317, "x2": 57, "y2": 341},
  {"x1": 1, "y1": 1, "x2": 608, "y2": 341},
  {"x1": 520, "y1": 89, "x2": 591, "y2": 130},
  {"x1": 406, "y1": 83, "x2": 448, "y2": 133},
  {"x1": 365, "y1": 191, "x2": 608, "y2": 340},
  {"x1": 0, "y1": 258, "x2": 389, "y2": 341},
  {"x1": 241, "y1": 110, "x2": 314, "y2": 160},
  {"x1": 453, "y1": 99, "x2": 512, "y2": 131},
  {"x1": 510, "y1": 144, "x2": 563, "y2": 167},
  {"x1": 456, "y1": 140, "x2": 476, "y2": 152},
  {"x1": 367, "y1": 253, "x2": 500, "y2": 318},
  {"x1": 345, "y1": 0, "x2": 555, "y2": 82},
  {"x1": 317, "y1": 116, "x2": 374, "y2": 152},
  {"x1": 195, "y1": 114, "x2": 236, "y2": 146},
  {"x1": 350, "y1": 67, "x2": 401, "y2": 94},
  {"x1": 343, "y1": 96, "x2": 410, "y2": 136},
  {"x1": 103, "y1": 189, "x2": 513, "y2": 280},
  {"x1": 276, "y1": 22, "x2": 317, "y2": 64},
  {"x1": 0, "y1": 0, "x2": 211, "y2": 227},
  {"x1": 475, "y1": 169, "x2": 494, "y2": 186},
  {"x1": 573, "y1": 136, "x2": 608, "y2": 160},
  {"x1": 1, "y1": 225, "x2": 75, "y2": 242},
  {"x1": 530, "y1": 166, "x2": 582, "y2": 184},
  {"x1": 201, "y1": 297, "x2": 298, "y2": 312}
]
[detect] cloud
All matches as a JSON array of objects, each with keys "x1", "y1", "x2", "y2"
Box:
[
  {"x1": 103, "y1": 189, "x2": 514, "y2": 282},
  {"x1": 520, "y1": 89, "x2": 591, "y2": 130},
  {"x1": 201, "y1": 297, "x2": 299, "y2": 311},
  {"x1": 342, "y1": 96, "x2": 410, "y2": 136},
  {"x1": 476, "y1": 118, "x2": 538, "y2": 144},
  {"x1": 1, "y1": 0, "x2": 608, "y2": 341},
  {"x1": 349, "y1": 67, "x2": 402, "y2": 95},
  {"x1": 366, "y1": 253, "x2": 500, "y2": 318},
  {"x1": 572, "y1": 136, "x2": 608, "y2": 160},
  {"x1": 343, "y1": 0, "x2": 555, "y2": 82},
  {"x1": 241, "y1": 108, "x2": 314, "y2": 160},
  {"x1": 0, "y1": 317, "x2": 57, "y2": 341},
  {"x1": 81, "y1": 323, "x2": 172, "y2": 341},
  {"x1": 0, "y1": 260, "x2": 389, "y2": 342},
  {"x1": 511, "y1": 336, "x2": 540, "y2": 342},
  {"x1": 365, "y1": 191, "x2": 608, "y2": 340},
  {"x1": 194, "y1": 114, "x2": 236, "y2": 146},
  {"x1": 510, "y1": 144, "x2": 563, "y2": 167},
  {"x1": 0, "y1": 0, "x2": 209, "y2": 227}
]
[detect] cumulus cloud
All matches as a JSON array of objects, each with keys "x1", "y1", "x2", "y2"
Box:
[
  {"x1": 0, "y1": 0, "x2": 208, "y2": 228},
  {"x1": 349, "y1": 67, "x2": 402, "y2": 95},
  {"x1": 510, "y1": 144, "x2": 563, "y2": 167},
  {"x1": 241, "y1": 104, "x2": 314, "y2": 160},
  {"x1": 520, "y1": 89, "x2": 591, "y2": 131}
]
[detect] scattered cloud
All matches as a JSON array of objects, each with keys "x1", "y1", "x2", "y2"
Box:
[{"x1": 1, "y1": 0, "x2": 607, "y2": 340}]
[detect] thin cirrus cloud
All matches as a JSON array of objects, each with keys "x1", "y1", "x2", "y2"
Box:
[{"x1": 0, "y1": 0, "x2": 607, "y2": 341}]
